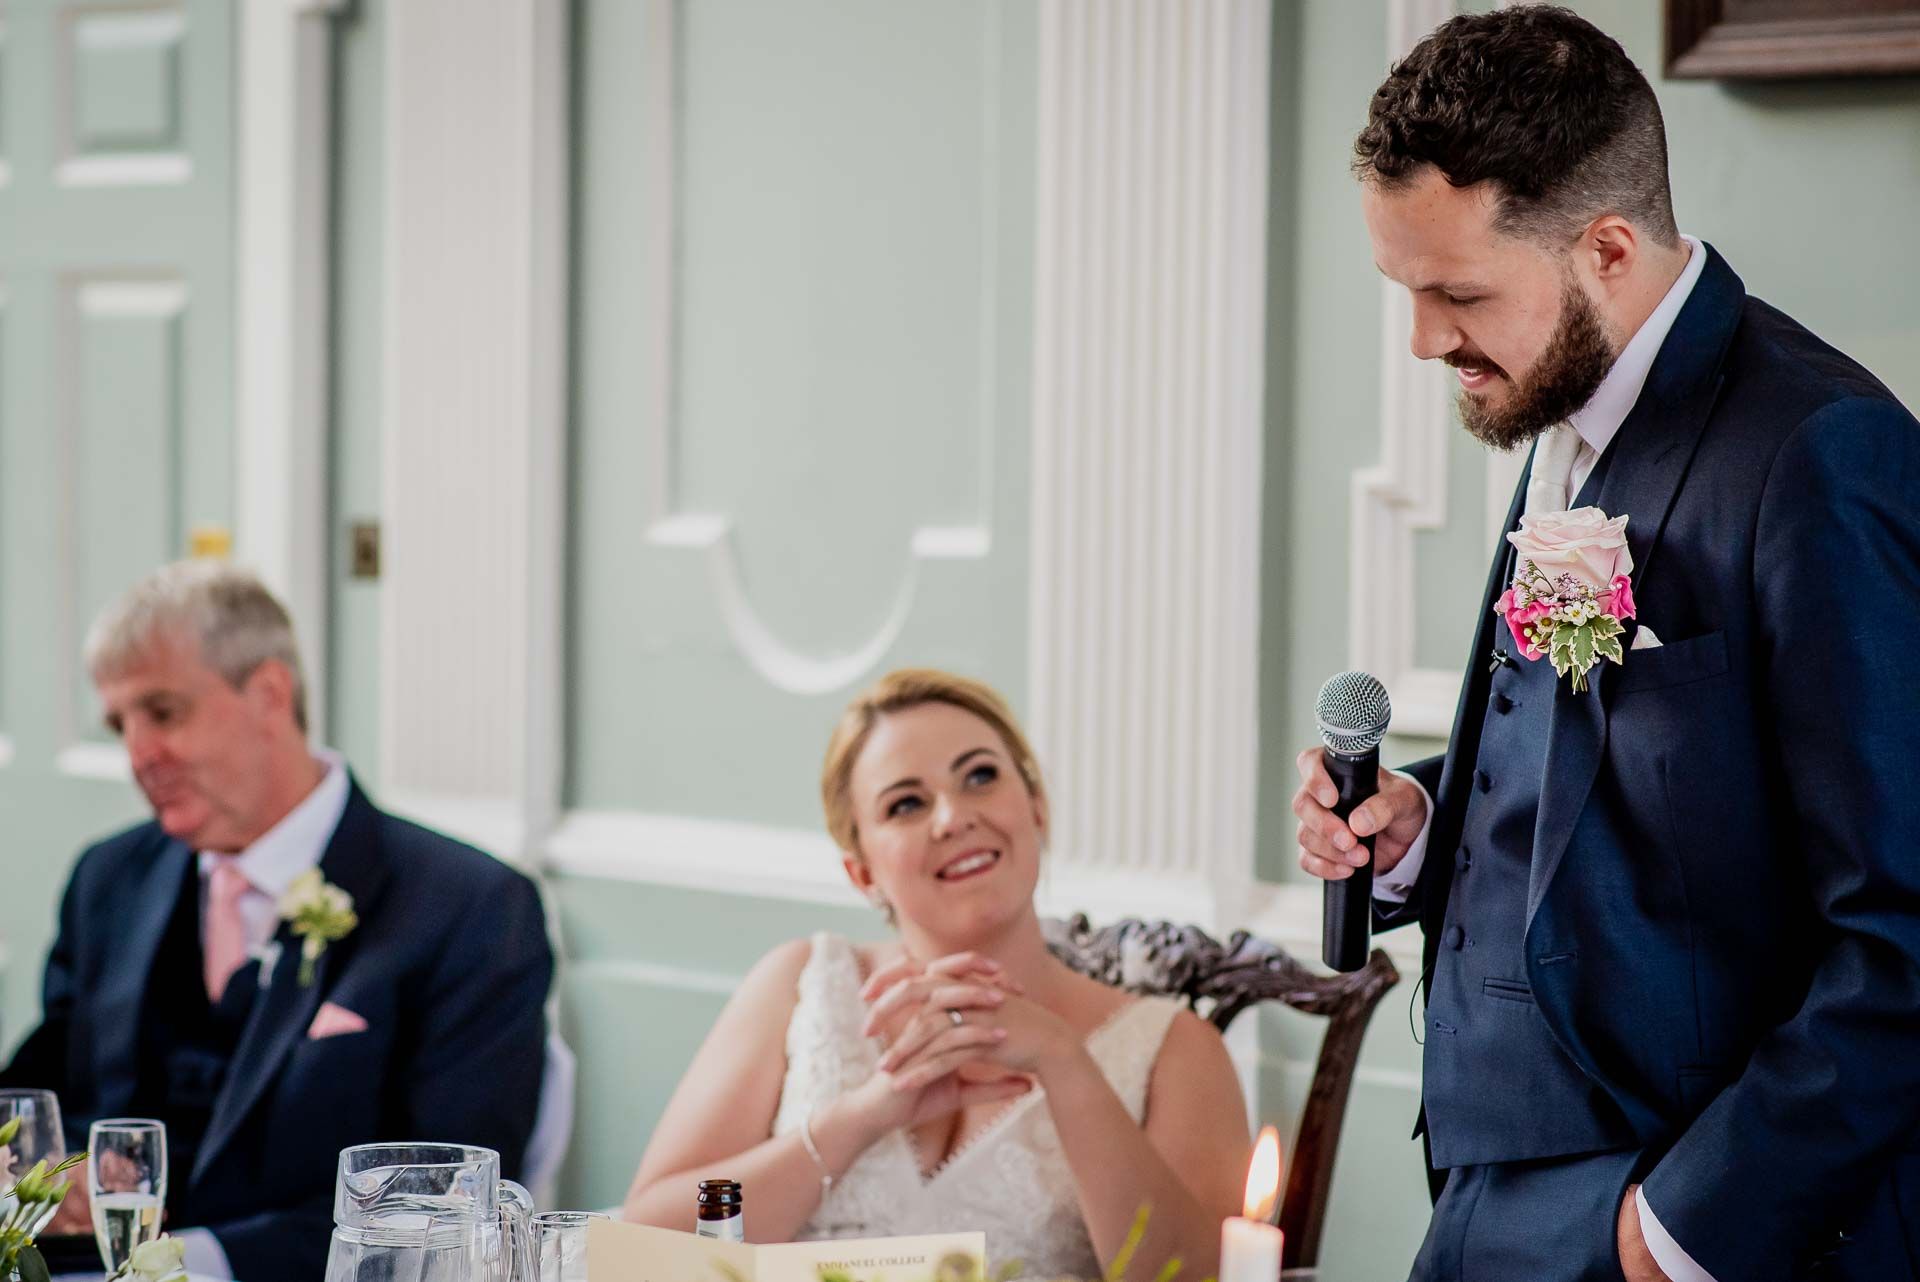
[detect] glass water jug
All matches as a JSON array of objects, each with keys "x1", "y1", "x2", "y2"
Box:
[{"x1": 324, "y1": 1143, "x2": 533, "y2": 1282}]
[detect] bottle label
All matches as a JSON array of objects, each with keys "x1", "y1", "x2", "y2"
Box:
[{"x1": 695, "y1": 1216, "x2": 745, "y2": 1244}]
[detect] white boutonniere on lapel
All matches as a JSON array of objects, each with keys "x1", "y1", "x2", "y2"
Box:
[
  {"x1": 1495, "y1": 506, "x2": 1638, "y2": 694},
  {"x1": 277, "y1": 868, "x2": 358, "y2": 986}
]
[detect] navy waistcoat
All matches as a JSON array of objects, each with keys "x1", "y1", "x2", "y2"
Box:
[
  {"x1": 1422, "y1": 459, "x2": 1638, "y2": 1170},
  {"x1": 132, "y1": 862, "x2": 260, "y2": 1220}
]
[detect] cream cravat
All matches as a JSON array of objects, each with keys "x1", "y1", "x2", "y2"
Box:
[{"x1": 1524, "y1": 424, "x2": 1585, "y2": 516}]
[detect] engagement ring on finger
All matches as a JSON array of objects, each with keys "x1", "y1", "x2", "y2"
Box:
[{"x1": 946, "y1": 1008, "x2": 965, "y2": 1027}]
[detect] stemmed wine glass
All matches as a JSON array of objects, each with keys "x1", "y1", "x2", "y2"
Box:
[
  {"x1": 0, "y1": 1090, "x2": 66, "y2": 1237},
  {"x1": 87, "y1": 1119, "x2": 167, "y2": 1275}
]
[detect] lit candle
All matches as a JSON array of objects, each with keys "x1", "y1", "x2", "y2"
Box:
[{"x1": 1220, "y1": 1126, "x2": 1284, "y2": 1282}]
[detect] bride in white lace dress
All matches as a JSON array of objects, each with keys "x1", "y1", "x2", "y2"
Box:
[{"x1": 623, "y1": 670, "x2": 1249, "y2": 1280}]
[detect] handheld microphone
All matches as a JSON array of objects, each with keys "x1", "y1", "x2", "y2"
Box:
[{"x1": 1315, "y1": 671, "x2": 1392, "y2": 972}]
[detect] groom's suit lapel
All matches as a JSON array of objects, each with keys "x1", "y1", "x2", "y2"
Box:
[{"x1": 1524, "y1": 246, "x2": 1748, "y2": 930}]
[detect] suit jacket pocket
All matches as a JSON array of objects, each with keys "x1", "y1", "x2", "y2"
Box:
[
  {"x1": 289, "y1": 1017, "x2": 387, "y2": 1079},
  {"x1": 1615, "y1": 628, "x2": 1729, "y2": 695},
  {"x1": 1482, "y1": 977, "x2": 1535, "y2": 1005}
]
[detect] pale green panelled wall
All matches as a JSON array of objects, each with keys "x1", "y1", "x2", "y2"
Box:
[
  {"x1": 567, "y1": 0, "x2": 1037, "y2": 828},
  {"x1": 0, "y1": 0, "x2": 234, "y2": 1047}
]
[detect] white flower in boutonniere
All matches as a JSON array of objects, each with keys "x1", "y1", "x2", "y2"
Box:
[
  {"x1": 277, "y1": 868, "x2": 358, "y2": 986},
  {"x1": 1495, "y1": 506, "x2": 1638, "y2": 694},
  {"x1": 109, "y1": 1234, "x2": 188, "y2": 1282}
]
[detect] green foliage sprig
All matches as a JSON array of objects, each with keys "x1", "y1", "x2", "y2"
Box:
[
  {"x1": 0, "y1": 1116, "x2": 88, "y2": 1282},
  {"x1": 812, "y1": 1205, "x2": 1205, "y2": 1282}
]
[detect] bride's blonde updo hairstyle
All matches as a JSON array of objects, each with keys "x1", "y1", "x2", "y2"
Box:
[{"x1": 821, "y1": 668, "x2": 1048, "y2": 859}]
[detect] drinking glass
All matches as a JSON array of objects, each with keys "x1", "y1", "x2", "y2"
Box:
[
  {"x1": 0, "y1": 1090, "x2": 66, "y2": 1236},
  {"x1": 88, "y1": 1119, "x2": 167, "y2": 1274},
  {"x1": 532, "y1": 1211, "x2": 606, "y2": 1282}
]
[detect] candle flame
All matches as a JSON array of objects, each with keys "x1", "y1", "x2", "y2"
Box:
[{"x1": 1243, "y1": 1126, "x2": 1282, "y2": 1222}]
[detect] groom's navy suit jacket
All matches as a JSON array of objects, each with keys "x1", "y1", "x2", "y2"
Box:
[
  {"x1": 1387, "y1": 246, "x2": 1920, "y2": 1281},
  {"x1": 1, "y1": 778, "x2": 553, "y2": 1280}
]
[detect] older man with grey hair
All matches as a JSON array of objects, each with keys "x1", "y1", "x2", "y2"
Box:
[{"x1": 2, "y1": 560, "x2": 553, "y2": 1280}]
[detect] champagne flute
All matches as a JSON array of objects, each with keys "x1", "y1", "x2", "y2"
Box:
[
  {"x1": 533, "y1": 1211, "x2": 607, "y2": 1282},
  {"x1": 88, "y1": 1119, "x2": 167, "y2": 1274},
  {"x1": 0, "y1": 1090, "x2": 66, "y2": 1236}
]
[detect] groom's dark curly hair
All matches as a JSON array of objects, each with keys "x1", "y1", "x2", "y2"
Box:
[{"x1": 1353, "y1": 4, "x2": 1679, "y2": 249}]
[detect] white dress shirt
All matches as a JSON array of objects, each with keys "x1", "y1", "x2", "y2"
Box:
[
  {"x1": 180, "y1": 749, "x2": 351, "y2": 1280},
  {"x1": 1372, "y1": 237, "x2": 1719, "y2": 1282}
]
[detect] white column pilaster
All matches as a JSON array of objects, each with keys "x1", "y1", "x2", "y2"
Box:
[
  {"x1": 381, "y1": 0, "x2": 569, "y2": 863},
  {"x1": 1028, "y1": 0, "x2": 1274, "y2": 923}
]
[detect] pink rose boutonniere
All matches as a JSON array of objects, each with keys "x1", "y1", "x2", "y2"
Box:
[{"x1": 1495, "y1": 506, "x2": 1637, "y2": 694}]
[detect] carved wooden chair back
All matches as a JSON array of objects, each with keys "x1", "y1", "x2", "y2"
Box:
[{"x1": 1042, "y1": 914, "x2": 1400, "y2": 1271}]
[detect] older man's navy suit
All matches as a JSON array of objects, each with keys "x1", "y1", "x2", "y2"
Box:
[
  {"x1": 1387, "y1": 246, "x2": 1920, "y2": 1281},
  {"x1": 2, "y1": 779, "x2": 553, "y2": 1281}
]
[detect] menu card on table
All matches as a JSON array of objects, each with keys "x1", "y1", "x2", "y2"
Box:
[{"x1": 588, "y1": 1221, "x2": 987, "y2": 1282}]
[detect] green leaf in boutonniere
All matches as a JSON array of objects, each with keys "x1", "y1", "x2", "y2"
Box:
[
  {"x1": 1549, "y1": 614, "x2": 1626, "y2": 694},
  {"x1": 277, "y1": 868, "x2": 358, "y2": 986},
  {"x1": 1590, "y1": 614, "x2": 1626, "y2": 667},
  {"x1": 1549, "y1": 621, "x2": 1591, "y2": 685}
]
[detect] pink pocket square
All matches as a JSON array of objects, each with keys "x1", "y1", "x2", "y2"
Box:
[{"x1": 307, "y1": 1002, "x2": 369, "y2": 1040}]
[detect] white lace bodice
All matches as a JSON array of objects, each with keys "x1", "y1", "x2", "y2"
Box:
[{"x1": 771, "y1": 933, "x2": 1182, "y2": 1281}]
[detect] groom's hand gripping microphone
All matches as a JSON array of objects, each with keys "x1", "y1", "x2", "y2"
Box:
[
  {"x1": 1305, "y1": 672, "x2": 1400, "y2": 971},
  {"x1": 1293, "y1": 754, "x2": 1427, "y2": 884}
]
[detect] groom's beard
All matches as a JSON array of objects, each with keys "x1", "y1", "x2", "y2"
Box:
[{"x1": 1453, "y1": 277, "x2": 1617, "y2": 452}]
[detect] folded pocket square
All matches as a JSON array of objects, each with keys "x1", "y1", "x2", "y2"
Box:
[
  {"x1": 307, "y1": 1002, "x2": 369, "y2": 1040},
  {"x1": 1631, "y1": 625, "x2": 1663, "y2": 651}
]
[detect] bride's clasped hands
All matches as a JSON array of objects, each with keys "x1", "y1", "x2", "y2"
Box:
[
  {"x1": 832, "y1": 951, "x2": 1040, "y2": 1138},
  {"x1": 863, "y1": 951, "x2": 1073, "y2": 1078}
]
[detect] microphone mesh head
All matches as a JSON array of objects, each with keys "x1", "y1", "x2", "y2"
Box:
[{"x1": 1316, "y1": 671, "x2": 1392, "y2": 755}]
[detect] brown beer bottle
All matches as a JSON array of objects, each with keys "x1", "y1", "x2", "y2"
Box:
[{"x1": 695, "y1": 1179, "x2": 745, "y2": 1242}]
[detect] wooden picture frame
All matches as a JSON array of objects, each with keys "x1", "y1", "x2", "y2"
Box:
[{"x1": 1665, "y1": 0, "x2": 1920, "y2": 79}]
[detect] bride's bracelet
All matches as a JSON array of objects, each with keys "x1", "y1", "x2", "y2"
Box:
[{"x1": 799, "y1": 1104, "x2": 836, "y2": 1199}]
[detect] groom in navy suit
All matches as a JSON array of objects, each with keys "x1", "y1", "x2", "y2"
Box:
[
  {"x1": 1294, "y1": 8, "x2": 1920, "y2": 1282},
  {"x1": 1, "y1": 561, "x2": 553, "y2": 1280}
]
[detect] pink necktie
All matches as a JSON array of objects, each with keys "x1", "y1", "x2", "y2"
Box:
[{"x1": 204, "y1": 858, "x2": 253, "y2": 1003}]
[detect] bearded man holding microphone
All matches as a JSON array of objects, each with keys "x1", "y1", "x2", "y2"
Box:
[{"x1": 1293, "y1": 8, "x2": 1920, "y2": 1282}]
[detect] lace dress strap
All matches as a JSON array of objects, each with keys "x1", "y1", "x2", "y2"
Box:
[
  {"x1": 1083, "y1": 996, "x2": 1184, "y2": 1121},
  {"x1": 773, "y1": 933, "x2": 874, "y2": 1136}
]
